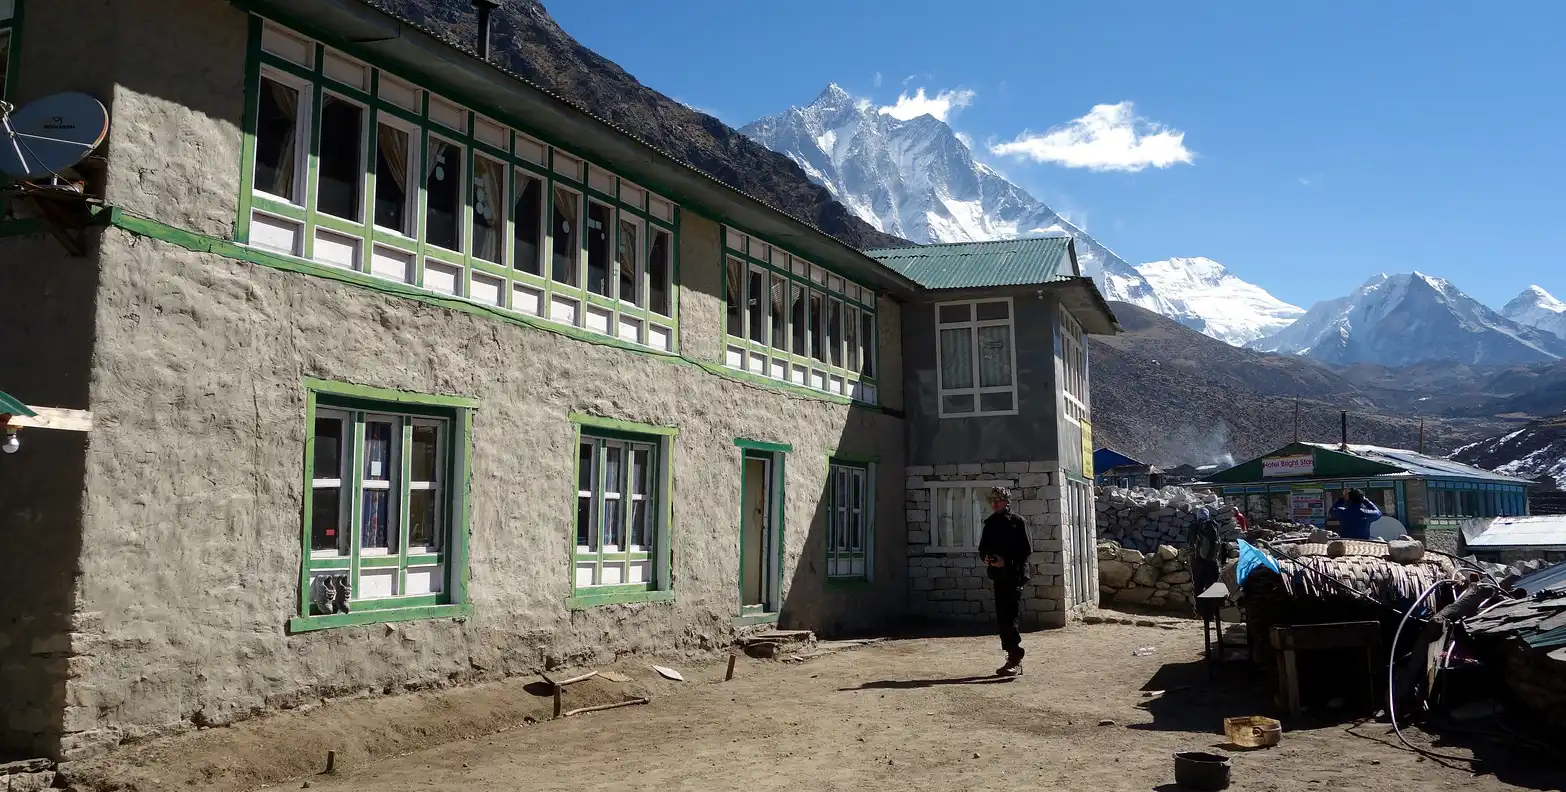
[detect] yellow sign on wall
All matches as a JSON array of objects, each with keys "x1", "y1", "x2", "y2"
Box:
[{"x1": 1081, "y1": 421, "x2": 1093, "y2": 478}]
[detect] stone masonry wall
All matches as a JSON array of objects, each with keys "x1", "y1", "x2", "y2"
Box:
[
  {"x1": 1096, "y1": 542, "x2": 1195, "y2": 612},
  {"x1": 905, "y1": 462, "x2": 1073, "y2": 630},
  {"x1": 1095, "y1": 486, "x2": 1238, "y2": 553}
]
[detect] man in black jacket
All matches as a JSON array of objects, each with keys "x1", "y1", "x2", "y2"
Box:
[{"x1": 978, "y1": 486, "x2": 1033, "y2": 677}]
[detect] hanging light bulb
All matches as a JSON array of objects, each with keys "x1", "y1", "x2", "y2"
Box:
[{"x1": 2, "y1": 430, "x2": 18, "y2": 454}]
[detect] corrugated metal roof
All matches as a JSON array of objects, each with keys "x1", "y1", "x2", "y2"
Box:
[
  {"x1": 1464, "y1": 516, "x2": 1566, "y2": 549},
  {"x1": 1301, "y1": 442, "x2": 1534, "y2": 484},
  {"x1": 863, "y1": 237, "x2": 1075, "y2": 289},
  {"x1": 1512, "y1": 560, "x2": 1566, "y2": 597}
]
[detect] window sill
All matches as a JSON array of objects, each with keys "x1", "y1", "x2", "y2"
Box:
[
  {"x1": 825, "y1": 577, "x2": 875, "y2": 589},
  {"x1": 923, "y1": 547, "x2": 979, "y2": 555},
  {"x1": 731, "y1": 612, "x2": 780, "y2": 627},
  {"x1": 566, "y1": 587, "x2": 675, "y2": 610},
  {"x1": 287, "y1": 602, "x2": 470, "y2": 633}
]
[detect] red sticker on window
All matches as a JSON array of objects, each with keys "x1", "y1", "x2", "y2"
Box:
[{"x1": 325, "y1": 529, "x2": 336, "y2": 537}]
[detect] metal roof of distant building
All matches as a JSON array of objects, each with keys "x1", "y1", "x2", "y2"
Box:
[
  {"x1": 1301, "y1": 442, "x2": 1534, "y2": 484},
  {"x1": 1511, "y1": 560, "x2": 1566, "y2": 596},
  {"x1": 1463, "y1": 516, "x2": 1566, "y2": 550},
  {"x1": 863, "y1": 237, "x2": 1076, "y2": 289}
]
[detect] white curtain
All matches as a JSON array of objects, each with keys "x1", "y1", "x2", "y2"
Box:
[
  {"x1": 978, "y1": 326, "x2": 1012, "y2": 387},
  {"x1": 939, "y1": 328, "x2": 974, "y2": 389}
]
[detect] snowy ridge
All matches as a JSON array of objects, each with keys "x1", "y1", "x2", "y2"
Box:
[
  {"x1": 740, "y1": 85, "x2": 1193, "y2": 322},
  {"x1": 1451, "y1": 421, "x2": 1566, "y2": 489},
  {"x1": 1134, "y1": 257, "x2": 1305, "y2": 345},
  {"x1": 1501, "y1": 285, "x2": 1566, "y2": 341},
  {"x1": 1248, "y1": 272, "x2": 1566, "y2": 366}
]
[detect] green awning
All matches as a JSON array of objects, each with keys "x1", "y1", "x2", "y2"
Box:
[{"x1": 0, "y1": 390, "x2": 36, "y2": 417}]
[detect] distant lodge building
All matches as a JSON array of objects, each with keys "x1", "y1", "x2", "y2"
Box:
[
  {"x1": 1093, "y1": 447, "x2": 1162, "y2": 489},
  {"x1": 1461, "y1": 515, "x2": 1566, "y2": 566},
  {"x1": 1201, "y1": 442, "x2": 1532, "y2": 551}
]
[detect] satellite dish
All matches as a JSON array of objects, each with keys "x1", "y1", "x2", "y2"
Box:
[
  {"x1": 1369, "y1": 515, "x2": 1406, "y2": 541},
  {"x1": 0, "y1": 93, "x2": 109, "y2": 180}
]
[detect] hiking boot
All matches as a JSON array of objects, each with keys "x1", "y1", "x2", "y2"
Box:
[
  {"x1": 315, "y1": 576, "x2": 338, "y2": 615},
  {"x1": 996, "y1": 663, "x2": 1022, "y2": 677},
  {"x1": 333, "y1": 574, "x2": 352, "y2": 613}
]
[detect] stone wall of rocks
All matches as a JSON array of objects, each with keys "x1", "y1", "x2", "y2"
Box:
[
  {"x1": 1096, "y1": 541, "x2": 1195, "y2": 612},
  {"x1": 1095, "y1": 486, "x2": 1238, "y2": 553},
  {"x1": 906, "y1": 461, "x2": 1089, "y2": 629}
]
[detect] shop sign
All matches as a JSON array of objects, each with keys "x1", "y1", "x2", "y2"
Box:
[{"x1": 1263, "y1": 453, "x2": 1314, "y2": 477}]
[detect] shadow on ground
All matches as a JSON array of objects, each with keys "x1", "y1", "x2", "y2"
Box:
[{"x1": 839, "y1": 676, "x2": 1018, "y2": 692}]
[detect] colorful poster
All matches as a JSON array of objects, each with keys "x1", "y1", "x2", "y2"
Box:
[
  {"x1": 1081, "y1": 421, "x2": 1093, "y2": 479},
  {"x1": 1291, "y1": 488, "x2": 1325, "y2": 525}
]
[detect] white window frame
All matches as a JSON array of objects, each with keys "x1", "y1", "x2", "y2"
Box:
[
  {"x1": 253, "y1": 67, "x2": 312, "y2": 207},
  {"x1": 423, "y1": 133, "x2": 466, "y2": 255},
  {"x1": 925, "y1": 479, "x2": 1015, "y2": 553},
  {"x1": 747, "y1": 263, "x2": 769, "y2": 346},
  {"x1": 310, "y1": 409, "x2": 352, "y2": 559},
  {"x1": 575, "y1": 433, "x2": 666, "y2": 590},
  {"x1": 583, "y1": 196, "x2": 617, "y2": 299},
  {"x1": 469, "y1": 151, "x2": 508, "y2": 266},
  {"x1": 827, "y1": 461, "x2": 874, "y2": 580},
  {"x1": 617, "y1": 212, "x2": 644, "y2": 309},
  {"x1": 406, "y1": 417, "x2": 446, "y2": 554},
  {"x1": 935, "y1": 297, "x2": 1019, "y2": 418},
  {"x1": 372, "y1": 114, "x2": 420, "y2": 240},
  {"x1": 357, "y1": 413, "x2": 402, "y2": 558},
  {"x1": 315, "y1": 88, "x2": 370, "y2": 225}
]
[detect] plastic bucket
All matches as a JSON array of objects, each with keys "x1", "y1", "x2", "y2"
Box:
[{"x1": 1173, "y1": 751, "x2": 1232, "y2": 791}]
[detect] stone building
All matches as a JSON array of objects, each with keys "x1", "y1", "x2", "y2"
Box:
[{"x1": 0, "y1": 0, "x2": 1117, "y2": 761}]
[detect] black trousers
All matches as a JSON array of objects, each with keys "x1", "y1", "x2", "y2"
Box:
[{"x1": 993, "y1": 579, "x2": 1024, "y2": 659}]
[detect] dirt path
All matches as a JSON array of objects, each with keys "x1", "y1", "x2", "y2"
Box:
[{"x1": 299, "y1": 621, "x2": 1556, "y2": 792}]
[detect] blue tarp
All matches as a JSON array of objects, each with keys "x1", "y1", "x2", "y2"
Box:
[{"x1": 1235, "y1": 538, "x2": 1280, "y2": 587}]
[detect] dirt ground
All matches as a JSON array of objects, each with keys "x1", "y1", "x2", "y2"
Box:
[{"x1": 254, "y1": 618, "x2": 1557, "y2": 792}]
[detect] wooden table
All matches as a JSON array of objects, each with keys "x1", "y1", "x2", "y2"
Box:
[{"x1": 1269, "y1": 621, "x2": 1382, "y2": 718}]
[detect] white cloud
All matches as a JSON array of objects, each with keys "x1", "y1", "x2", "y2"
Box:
[
  {"x1": 955, "y1": 131, "x2": 975, "y2": 149},
  {"x1": 989, "y1": 102, "x2": 1193, "y2": 172},
  {"x1": 873, "y1": 71, "x2": 883, "y2": 88},
  {"x1": 879, "y1": 87, "x2": 976, "y2": 123}
]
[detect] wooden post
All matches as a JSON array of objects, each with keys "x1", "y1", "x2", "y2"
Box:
[
  {"x1": 725, "y1": 653, "x2": 737, "y2": 681},
  {"x1": 553, "y1": 686, "x2": 562, "y2": 718},
  {"x1": 325, "y1": 750, "x2": 336, "y2": 774}
]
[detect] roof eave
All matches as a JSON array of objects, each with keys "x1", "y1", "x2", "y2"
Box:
[
  {"x1": 241, "y1": 0, "x2": 922, "y2": 299},
  {"x1": 1044, "y1": 277, "x2": 1121, "y2": 335}
]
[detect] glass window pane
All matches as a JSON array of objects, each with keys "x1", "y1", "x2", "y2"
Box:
[
  {"x1": 552, "y1": 188, "x2": 579, "y2": 285},
  {"x1": 586, "y1": 202, "x2": 613, "y2": 296},
  {"x1": 254, "y1": 77, "x2": 301, "y2": 200},
  {"x1": 975, "y1": 301, "x2": 1009, "y2": 321},
  {"x1": 770, "y1": 275, "x2": 788, "y2": 349},
  {"x1": 514, "y1": 174, "x2": 543, "y2": 275},
  {"x1": 978, "y1": 325, "x2": 1013, "y2": 387},
  {"x1": 938, "y1": 303, "x2": 970, "y2": 324},
  {"x1": 725, "y1": 258, "x2": 744, "y2": 337},
  {"x1": 631, "y1": 448, "x2": 652, "y2": 547},
  {"x1": 409, "y1": 489, "x2": 437, "y2": 548},
  {"x1": 939, "y1": 327, "x2": 975, "y2": 389},
  {"x1": 364, "y1": 421, "x2": 393, "y2": 481},
  {"x1": 603, "y1": 445, "x2": 624, "y2": 547},
  {"x1": 845, "y1": 307, "x2": 860, "y2": 371},
  {"x1": 425, "y1": 139, "x2": 462, "y2": 250},
  {"x1": 577, "y1": 441, "x2": 594, "y2": 547},
  {"x1": 861, "y1": 312, "x2": 875, "y2": 378},
  {"x1": 618, "y1": 219, "x2": 639, "y2": 306},
  {"x1": 791, "y1": 283, "x2": 808, "y2": 355},
  {"x1": 810, "y1": 292, "x2": 826, "y2": 362},
  {"x1": 828, "y1": 299, "x2": 843, "y2": 367},
  {"x1": 472, "y1": 156, "x2": 505, "y2": 263},
  {"x1": 979, "y1": 391, "x2": 1014, "y2": 413},
  {"x1": 317, "y1": 95, "x2": 364, "y2": 221},
  {"x1": 942, "y1": 393, "x2": 975, "y2": 414},
  {"x1": 648, "y1": 229, "x2": 672, "y2": 316},
  {"x1": 362, "y1": 489, "x2": 392, "y2": 551},
  {"x1": 411, "y1": 424, "x2": 438, "y2": 482},
  {"x1": 310, "y1": 488, "x2": 342, "y2": 552},
  {"x1": 0, "y1": 32, "x2": 10, "y2": 100},
  {"x1": 747, "y1": 269, "x2": 766, "y2": 343},
  {"x1": 312, "y1": 417, "x2": 342, "y2": 479},
  {"x1": 373, "y1": 124, "x2": 411, "y2": 234}
]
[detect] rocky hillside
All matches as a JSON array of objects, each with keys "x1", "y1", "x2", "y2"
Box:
[
  {"x1": 368, "y1": 0, "x2": 905, "y2": 250},
  {"x1": 1450, "y1": 417, "x2": 1566, "y2": 489},
  {"x1": 1089, "y1": 303, "x2": 1501, "y2": 466}
]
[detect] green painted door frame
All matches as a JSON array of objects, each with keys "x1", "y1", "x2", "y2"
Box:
[{"x1": 738, "y1": 448, "x2": 785, "y2": 617}]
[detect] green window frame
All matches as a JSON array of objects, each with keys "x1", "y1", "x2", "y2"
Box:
[
  {"x1": 569, "y1": 414, "x2": 677, "y2": 608},
  {"x1": 826, "y1": 459, "x2": 873, "y2": 581},
  {"x1": 239, "y1": 15, "x2": 680, "y2": 354},
  {"x1": 291, "y1": 379, "x2": 476, "y2": 632},
  {"x1": 721, "y1": 226, "x2": 878, "y2": 404}
]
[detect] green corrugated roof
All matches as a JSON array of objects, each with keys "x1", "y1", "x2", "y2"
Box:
[
  {"x1": 862, "y1": 237, "x2": 1075, "y2": 290},
  {"x1": 0, "y1": 390, "x2": 35, "y2": 418}
]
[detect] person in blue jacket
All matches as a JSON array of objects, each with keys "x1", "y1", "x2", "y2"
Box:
[{"x1": 1329, "y1": 487, "x2": 1382, "y2": 540}]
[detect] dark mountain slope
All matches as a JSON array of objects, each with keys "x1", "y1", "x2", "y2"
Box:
[{"x1": 367, "y1": 0, "x2": 905, "y2": 250}]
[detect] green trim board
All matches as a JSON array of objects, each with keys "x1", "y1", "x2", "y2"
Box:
[
  {"x1": 106, "y1": 209, "x2": 890, "y2": 413},
  {"x1": 570, "y1": 412, "x2": 679, "y2": 437},
  {"x1": 239, "y1": 12, "x2": 681, "y2": 356},
  {"x1": 566, "y1": 588, "x2": 675, "y2": 610},
  {"x1": 0, "y1": 389, "x2": 36, "y2": 417},
  {"x1": 288, "y1": 603, "x2": 470, "y2": 633},
  {"x1": 733, "y1": 438, "x2": 792, "y2": 453},
  {"x1": 568, "y1": 414, "x2": 676, "y2": 606},
  {"x1": 304, "y1": 377, "x2": 479, "y2": 409}
]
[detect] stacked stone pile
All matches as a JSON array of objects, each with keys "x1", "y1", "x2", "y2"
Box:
[
  {"x1": 1096, "y1": 541, "x2": 1197, "y2": 612},
  {"x1": 1095, "y1": 485, "x2": 1238, "y2": 553}
]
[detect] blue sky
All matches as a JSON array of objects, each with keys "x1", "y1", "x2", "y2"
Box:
[{"x1": 550, "y1": 1, "x2": 1566, "y2": 311}]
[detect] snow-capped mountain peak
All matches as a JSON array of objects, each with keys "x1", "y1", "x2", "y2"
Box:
[
  {"x1": 1134, "y1": 257, "x2": 1305, "y2": 345},
  {"x1": 739, "y1": 85, "x2": 1195, "y2": 323},
  {"x1": 1501, "y1": 285, "x2": 1566, "y2": 340},
  {"x1": 1249, "y1": 273, "x2": 1566, "y2": 366}
]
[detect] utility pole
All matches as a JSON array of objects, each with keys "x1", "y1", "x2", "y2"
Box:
[{"x1": 1294, "y1": 399, "x2": 1300, "y2": 443}]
